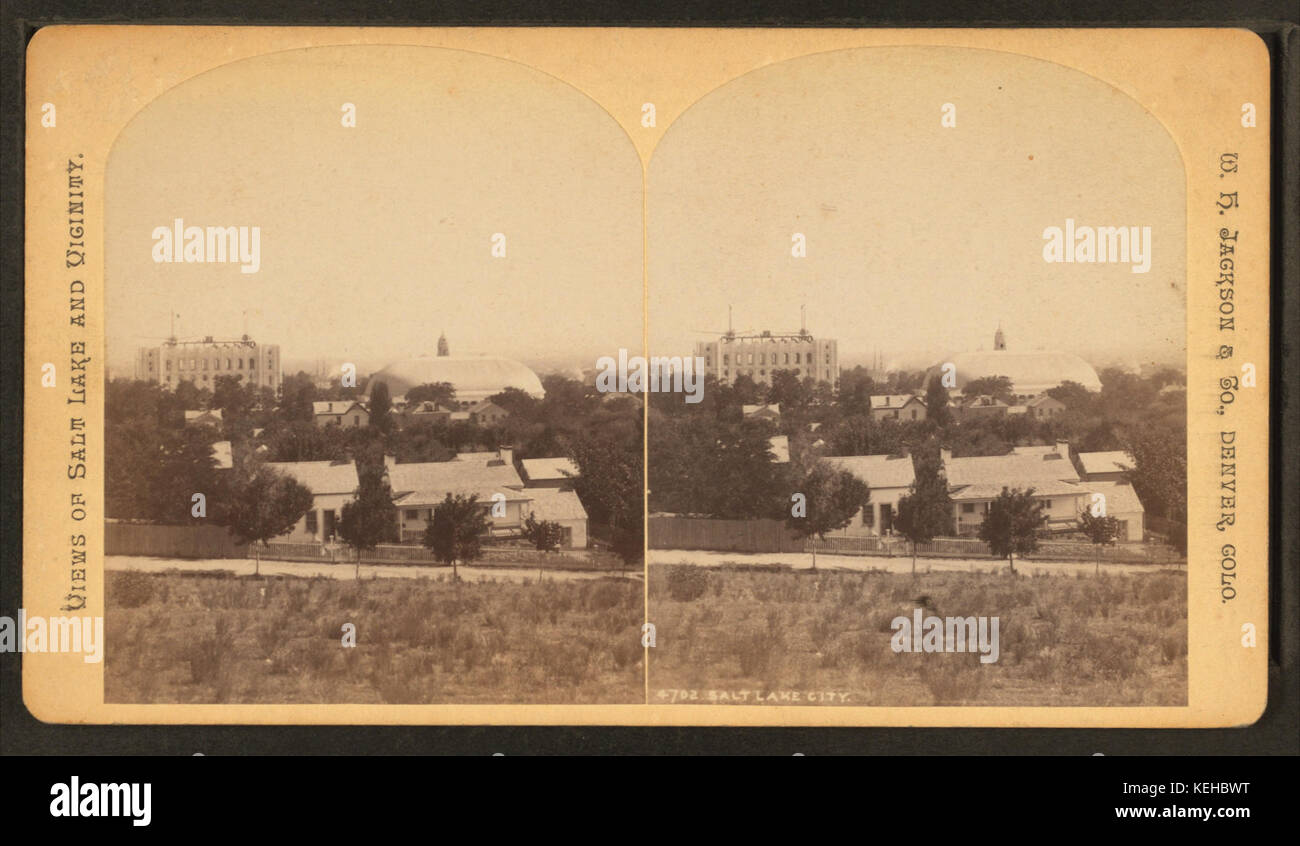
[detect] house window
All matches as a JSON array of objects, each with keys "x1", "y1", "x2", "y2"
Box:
[
  {"x1": 249, "y1": 357, "x2": 256, "y2": 368},
  {"x1": 1044, "y1": 500, "x2": 1053, "y2": 509},
  {"x1": 405, "y1": 509, "x2": 418, "y2": 520},
  {"x1": 723, "y1": 354, "x2": 729, "y2": 365},
  {"x1": 880, "y1": 503, "x2": 894, "y2": 533},
  {"x1": 305, "y1": 511, "x2": 318, "y2": 535},
  {"x1": 794, "y1": 352, "x2": 801, "y2": 364},
  {"x1": 910, "y1": 410, "x2": 918, "y2": 420},
  {"x1": 354, "y1": 415, "x2": 360, "y2": 426},
  {"x1": 862, "y1": 506, "x2": 874, "y2": 527},
  {"x1": 961, "y1": 503, "x2": 976, "y2": 514}
]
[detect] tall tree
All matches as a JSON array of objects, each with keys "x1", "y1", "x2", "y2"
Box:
[
  {"x1": 569, "y1": 415, "x2": 644, "y2": 566},
  {"x1": 894, "y1": 453, "x2": 953, "y2": 575},
  {"x1": 369, "y1": 381, "x2": 393, "y2": 433},
  {"x1": 338, "y1": 464, "x2": 397, "y2": 578},
  {"x1": 786, "y1": 462, "x2": 870, "y2": 569},
  {"x1": 1045, "y1": 379, "x2": 1095, "y2": 412},
  {"x1": 423, "y1": 493, "x2": 489, "y2": 580},
  {"x1": 977, "y1": 487, "x2": 1048, "y2": 573},
  {"x1": 924, "y1": 374, "x2": 953, "y2": 428},
  {"x1": 224, "y1": 465, "x2": 314, "y2": 575}
]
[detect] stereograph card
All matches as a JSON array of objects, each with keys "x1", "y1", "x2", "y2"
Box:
[{"x1": 19, "y1": 26, "x2": 1270, "y2": 727}]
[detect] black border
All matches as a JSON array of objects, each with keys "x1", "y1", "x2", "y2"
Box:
[{"x1": 2, "y1": 1, "x2": 1296, "y2": 756}]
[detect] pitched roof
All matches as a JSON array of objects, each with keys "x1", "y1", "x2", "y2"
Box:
[
  {"x1": 469, "y1": 399, "x2": 507, "y2": 414},
  {"x1": 264, "y1": 460, "x2": 359, "y2": 495},
  {"x1": 949, "y1": 480, "x2": 1090, "y2": 502},
  {"x1": 184, "y1": 408, "x2": 223, "y2": 422},
  {"x1": 1085, "y1": 480, "x2": 1145, "y2": 514},
  {"x1": 943, "y1": 452, "x2": 1080, "y2": 488},
  {"x1": 525, "y1": 488, "x2": 589, "y2": 522},
  {"x1": 389, "y1": 460, "x2": 527, "y2": 506},
  {"x1": 1078, "y1": 450, "x2": 1136, "y2": 476},
  {"x1": 402, "y1": 400, "x2": 450, "y2": 414},
  {"x1": 742, "y1": 403, "x2": 781, "y2": 417},
  {"x1": 312, "y1": 400, "x2": 366, "y2": 416},
  {"x1": 870, "y1": 394, "x2": 924, "y2": 410},
  {"x1": 962, "y1": 395, "x2": 1008, "y2": 408},
  {"x1": 822, "y1": 454, "x2": 916, "y2": 489},
  {"x1": 520, "y1": 457, "x2": 579, "y2": 482},
  {"x1": 1027, "y1": 394, "x2": 1065, "y2": 408}
]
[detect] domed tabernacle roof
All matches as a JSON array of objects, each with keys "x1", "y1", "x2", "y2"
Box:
[
  {"x1": 368, "y1": 355, "x2": 545, "y2": 403},
  {"x1": 943, "y1": 350, "x2": 1102, "y2": 396}
]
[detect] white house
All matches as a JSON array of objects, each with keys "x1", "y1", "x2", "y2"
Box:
[
  {"x1": 388, "y1": 448, "x2": 531, "y2": 542},
  {"x1": 312, "y1": 400, "x2": 369, "y2": 429},
  {"x1": 869, "y1": 394, "x2": 926, "y2": 423},
  {"x1": 822, "y1": 454, "x2": 917, "y2": 536},
  {"x1": 1084, "y1": 480, "x2": 1145, "y2": 541},
  {"x1": 524, "y1": 487, "x2": 589, "y2": 548},
  {"x1": 263, "y1": 459, "x2": 360, "y2": 543},
  {"x1": 941, "y1": 446, "x2": 1089, "y2": 536}
]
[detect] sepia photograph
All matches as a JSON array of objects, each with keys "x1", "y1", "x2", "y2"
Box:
[
  {"x1": 99, "y1": 45, "x2": 646, "y2": 704},
  {"x1": 646, "y1": 47, "x2": 1189, "y2": 707},
  {"x1": 16, "y1": 25, "x2": 1270, "y2": 729}
]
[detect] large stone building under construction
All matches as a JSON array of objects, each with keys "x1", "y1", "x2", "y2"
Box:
[
  {"x1": 694, "y1": 313, "x2": 838, "y2": 389},
  {"x1": 135, "y1": 334, "x2": 282, "y2": 392}
]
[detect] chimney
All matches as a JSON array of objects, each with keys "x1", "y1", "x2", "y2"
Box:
[
  {"x1": 498, "y1": 445, "x2": 514, "y2": 467},
  {"x1": 940, "y1": 446, "x2": 953, "y2": 464},
  {"x1": 1055, "y1": 440, "x2": 1070, "y2": 459}
]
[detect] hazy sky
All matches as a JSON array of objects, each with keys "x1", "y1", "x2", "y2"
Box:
[
  {"x1": 106, "y1": 45, "x2": 643, "y2": 376},
  {"x1": 647, "y1": 46, "x2": 1187, "y2": 370},
  {"x1": 106, "y1": 44, "x2": 1188, "y2": 379}
]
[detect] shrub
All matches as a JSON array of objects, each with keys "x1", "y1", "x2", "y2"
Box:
[
  {"x1": 111, "y1": 571, "x2": 155, "y2": 609},
  {"x1": 665, "y1": 566, "x2": 711, "y2": 603}
]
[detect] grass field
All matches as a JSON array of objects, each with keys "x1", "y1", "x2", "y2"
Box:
[
  {"x1": 105, "y1": 569, "x2": 644, "y2": 704},
  {"x1": 648, "y1": 564, "x2": 1187, "y2": 707}
]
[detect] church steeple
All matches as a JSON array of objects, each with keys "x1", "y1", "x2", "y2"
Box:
[
  {"x1": 437, "y1": 331, "x2": 449, "y2": 357},
  {"x1": 994, "y1": 323, "x2": 1006, "y2": 351}
]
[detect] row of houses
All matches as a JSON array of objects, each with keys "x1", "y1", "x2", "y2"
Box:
[
  {"x1": 309, "y1": 398, "x2": 510, "y2": 429},
  {"x1": 823, "y1": 442, "x2": 1145, "y2": 542},
  {"x1": 262, "y1": 447, "x2": 587, "y2": 548},
  {"x1": 742, "y1": 392, "x2": 1068, "y2": 425}
]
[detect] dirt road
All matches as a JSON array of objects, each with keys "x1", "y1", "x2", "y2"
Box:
[
  {"x1": 107, "y1": 555, "x2": 641, "y2": 584},
  {"x1": 648, "y1": 548, "x2": 1182, "y2": 577}
]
